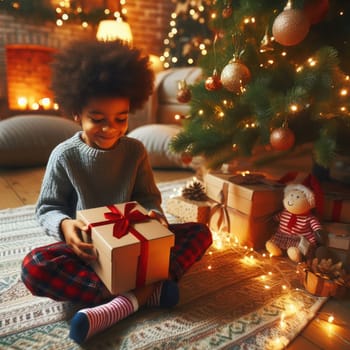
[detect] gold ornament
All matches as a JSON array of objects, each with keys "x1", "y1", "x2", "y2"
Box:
[{"x1": 220, "y1": 58, "x2": 251, "y2": 93}]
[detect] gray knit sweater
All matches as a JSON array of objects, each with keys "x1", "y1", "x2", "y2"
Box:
[{"x1": 36, "y1": 131, "x2": 163, "y2": 241}]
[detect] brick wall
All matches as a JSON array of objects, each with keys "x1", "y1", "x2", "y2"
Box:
[{"x1": 0, "y1": 1, "x2": 174, "y2": 117}]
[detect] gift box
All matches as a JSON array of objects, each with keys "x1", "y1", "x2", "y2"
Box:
[
  {"x1": 77, "y1": 201, "x2": 175, "y2": 295},
  {"x1": 165, "y1": 196, "x2": 211, "y2": 224},
  {"x1": 297, "y1": 263, "x2": 348, "y2": 298},
  {"x1": 204, "y1": 172, "x2": 284, "y2": 249},
  {"x1": 204, "y1": 172, "x2": 284, "y2": 217},
  {"x1": 209, "y1": 204, "x2": 276, "y2": 250},
  {"x1": 322, "y1": 182, "x2": 350, "y2": 224},
  {"x1": 323, "y1": 222, "x2": 350, "y2": 250}
]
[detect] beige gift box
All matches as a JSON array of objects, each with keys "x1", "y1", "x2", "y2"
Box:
[
  {"x1": 323, "y1": 222, "x2": 350, "y2": 250},
  {"x1": 204, "y1": 172, "x2": 284, "y2": 249},
  {"x1": 204, "y1": 172, "x2": 284, "y2": 217},
  {"x1": 165, "y1": 196, "x2": 211, "y2": 224},
  {"x1": 77, "y1": 201, "x2": 174, "y2": 295},
  {"x1": 209, "y1": 204, "x2": 276, "y2": 250}
]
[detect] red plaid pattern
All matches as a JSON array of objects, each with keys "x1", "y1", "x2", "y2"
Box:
[{"x1": 21, "y1": 222, "x2": 212, "y2": 305}]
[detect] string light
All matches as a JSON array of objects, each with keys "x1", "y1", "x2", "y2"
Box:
[{"x1": 162, "y1": 1, "x2": 211, "y2": 68}]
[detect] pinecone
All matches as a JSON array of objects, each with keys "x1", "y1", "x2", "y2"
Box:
[{"x1": 182, "y1": 181, "x2": 209, "y2": 201}]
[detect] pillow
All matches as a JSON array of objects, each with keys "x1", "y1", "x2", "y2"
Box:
[
  {"x1": 128, "y1": 124, "x2": 189, "y2": 169},
  {"x1": 0, "y1": 115, "x2": 81, "y2": 168}
]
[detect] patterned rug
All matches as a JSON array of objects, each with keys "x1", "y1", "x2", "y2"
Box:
[{"x1": 0, "y1": 179, "x2": 327, "y2": 350}]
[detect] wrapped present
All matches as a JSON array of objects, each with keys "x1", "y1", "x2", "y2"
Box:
[
  {"x1": 77, "y1": 201, "x2": 174, "y2": 295},
  {"x1": 297, "y1": 262, "x2": 348, "y2": 298},
  {"x1": 204, "y1": 172, "x2": 284, "y2": 249},
  {"x1": 165, "y1": 196, "x2": 211, "y2": 224},
  {"x1": 204, "y1": 172, "x2": 284, "y2": 217},
  {"x1": 323, "y1": 222, "x2": 350, "y2": 250},
  {"x1": 209, "y1": 203, "x2": 276, "y2": 250},
  {"x1": 322, "y1": 182, "x2": 350, "y2": 223}
]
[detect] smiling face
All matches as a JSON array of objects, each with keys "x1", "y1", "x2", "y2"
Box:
[
  {"x1": 283, "y1": 189, "x2": 311, "y2": 215},
  {"x1": 76, "y1": 96, "x2": 130, "y2": 150}
]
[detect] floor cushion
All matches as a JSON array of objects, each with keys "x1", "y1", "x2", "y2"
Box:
[
  {"x1": 0, "y1": 115, "x2": 81, "y2": 168},
  {"x1": 128, "y1": 124, "x2": 190, "y2": 169}
]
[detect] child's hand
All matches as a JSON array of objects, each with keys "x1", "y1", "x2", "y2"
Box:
[
  {"x1": 61, "y1": 219, "x2": 96, "y2": 261},
  {"x1": 148, "y1": 210, "x2": 168, "y2": 227}
]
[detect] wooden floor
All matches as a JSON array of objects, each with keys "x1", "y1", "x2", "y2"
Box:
[{"x1": 0, "y1": 164, "x2": 349, "y2": 349}]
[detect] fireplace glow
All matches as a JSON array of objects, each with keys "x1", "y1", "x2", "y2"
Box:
[
  {"x1": 16, "y1": 96, "x2": 57, "y2": 111},
  {"x1": 6, "y1": 45, "x2": 56, "y2": 111}
]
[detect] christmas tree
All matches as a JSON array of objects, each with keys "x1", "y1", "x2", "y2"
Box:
[
  {"x1": 161, "y1": 0, "x2": 212, "y2": 68},
  {"x1": 170, "y1": 0, "x2": 350, "y2": 171}
]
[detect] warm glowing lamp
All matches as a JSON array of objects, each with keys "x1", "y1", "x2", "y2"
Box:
[{"x1": 96, "y1": 19, "x2": 133, "y2": 43}]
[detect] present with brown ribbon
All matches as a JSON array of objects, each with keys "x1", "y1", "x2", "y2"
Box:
[
  {"x1": 205, "y1": 172, "x2": 284, "y2": 217},
  {"x1": 77, "y1": 201, "x2": 174, "y2": 294},
  {"x1": 205, "y1": 172, "x2": 284, "y2": 249}
]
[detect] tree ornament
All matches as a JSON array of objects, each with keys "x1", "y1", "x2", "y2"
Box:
[
  {"x1": 272, "y1": 1, "x2": 310, "y2": 46},
  {"x1": 220, "y1": 58, "x2": 251, "y2": 93},
  {"x1": 222, "y1": 1, "x2": 233, "y2": 19},
  {"x1": 177, "y1": 80, "x2": 192, "y2": 103},
  {"x1": 205, "y1": 69, "x2": 222, "y2": 91},
  {"x1": 182, "y1": 181, "x2": 209, "y2": 201},
  {"x1": 304, "y1": 0, "x2": 329, "y2": 25},
  {"x1": 181, "y1": 151, "x2": 193, "y2": 165},
  {"x1": 270, "y1": 125, "x2": 295, "y2": 151}
]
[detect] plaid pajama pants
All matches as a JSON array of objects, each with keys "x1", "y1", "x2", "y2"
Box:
[{"x1": 21, "y1": 222, "x2": 212, "y2": 305}]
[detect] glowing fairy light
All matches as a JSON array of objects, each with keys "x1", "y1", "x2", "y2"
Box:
[
  {"x1": 280, "y1": 312, "x2": 286, "y2": 329},
  {"x1": 290, "y1": 104, "x2": 298, "y2": 112},
  {"x1": 328, "y1": 315, "x2": 334, "y2": 323},
  {"x1": 340, "y1": 88, "x2": 348, "y2": 96},
  {"x1": 308, "y1": 57, "x2": 317, "y2": 66}
]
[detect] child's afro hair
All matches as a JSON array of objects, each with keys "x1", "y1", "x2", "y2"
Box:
[{"x1": 51, "y1": 39, "x2": 155, "y2": 116}]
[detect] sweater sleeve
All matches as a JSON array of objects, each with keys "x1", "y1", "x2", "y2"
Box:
[
  {"x1": 131, "y1": 145, "x2": 164, "y2": 217},
  {"x1": 35, "y1": 149, "x2": 76, "y2": 241}
]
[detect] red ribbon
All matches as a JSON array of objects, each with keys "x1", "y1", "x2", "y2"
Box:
[{"x1": 89, "y1": 202, "x2": 150, "y2": 288}]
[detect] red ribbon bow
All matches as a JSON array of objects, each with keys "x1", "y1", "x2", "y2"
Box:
[
  {"x1": 104, "y1": 202, "x2": 150, "y2": 238},
  {"x1": 88, "y1": 202, "x2": 151, "y2": 288}
]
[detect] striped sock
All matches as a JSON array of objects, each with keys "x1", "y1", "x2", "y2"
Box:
[
  {"x1": 146, "y1": 280, "x2": 179, "y2": 308},
  {"x1": 69, "y1": 292, "x2": 138, "y2": 344}
]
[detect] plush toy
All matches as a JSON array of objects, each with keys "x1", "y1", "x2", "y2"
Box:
[{"x1": 266, "y1": 183, "x2": 323, "y2": 262}]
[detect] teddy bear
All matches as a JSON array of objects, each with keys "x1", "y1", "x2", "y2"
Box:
[{"x1": 265, "y1": 183, "x2": 324, "y2": 263}]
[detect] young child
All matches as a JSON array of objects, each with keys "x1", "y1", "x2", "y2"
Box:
[{"x1": 21, "y1": 39, "x2": 212, "y2": 344}]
